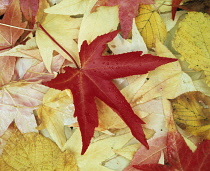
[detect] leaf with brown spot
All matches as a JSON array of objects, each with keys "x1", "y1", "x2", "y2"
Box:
[{"x1": 170, "y1": 91, "x2": 210, "y2": 139}]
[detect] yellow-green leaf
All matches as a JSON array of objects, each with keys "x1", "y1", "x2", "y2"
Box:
[
  {"x1": 173, "y1": 12, "x2": 210, "y2": 86},
  {"x1": 170, "y1": 91, "x2": 210, "y2": 139}
]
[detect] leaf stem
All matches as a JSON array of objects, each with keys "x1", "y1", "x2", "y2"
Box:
[
  {"x1": 0, "y1": 46, "x2": 12, "y2": 52},
  {"x1": 0, "y1": 23, "x2": 35, "y2": 31},
  {"x1": 39, "y1": 24, "x2": 80, "y2": 69}
]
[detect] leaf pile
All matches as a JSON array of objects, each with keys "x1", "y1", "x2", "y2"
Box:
[{"x1": 0, "y1": 0, "x2": 210, "y2": 170}]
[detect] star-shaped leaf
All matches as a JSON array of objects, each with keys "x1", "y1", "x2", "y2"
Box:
[{"x1": 44, "y1": 30, "x2": 176, "y2": 154}]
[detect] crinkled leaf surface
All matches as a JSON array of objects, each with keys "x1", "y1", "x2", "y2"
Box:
[
  {"x1": 92, "y1": 0, "x2": 154, "y2": 38},
  {"x1": 0, "y1": 0, "x2": 27, "y2": 49},
  {"x1": 170, "y1": 91, "x2": 210, "y2": 139},
  {"x1": 173, "y1": 12, "x2": 210, "y2": 86},
  {"x1": 0, "y1": 130, "x2": 78, "y2": 171},
  {"x1": 44, "y1": 31, "x2": 176, "y2": 154}
]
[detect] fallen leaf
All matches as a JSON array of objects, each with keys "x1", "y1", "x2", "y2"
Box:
[
  {"x1": 132, "y1": 131, "x2": 210, "y2": 170},
  {"x1": 160, "y1": 10, "x2": 187, "y2": 31},
  {"x1": 0, "y1": 0, "x2": 11, "y2": 15},
  {"x1": 37, "y1": 88, "x2": 76, "y2": 149},
  {"x1": 155, "y1": 0, "x2": 172, "y2": 13},
  {"x1": 130, "y1": 39, "x2": 195, "y2": 104},
  {"x1": 0, "y1": 0, "x2": 27, "y2": 49},
  {"x1": 44, "y1": 0, "x2": 119, "y2": 50},
  {"x1": 95, "y1": 74, "x2": 148, "y2": 131},
  {"x1": 44, "y1": 31, "x2": 176, "y2": 154},
  {"x1": 36, "y1": 0, "x2": 81, "y2": 72},
  {"x1": 173, "y1": 12, "x2": 210, "y2": 86},
  {"x1": 18, "y1": 55, "x2": 65, "y2": 82},
  {"x1": 0, "y1": 56, "x2": 16, "y2": 87},
  {"x1": 92, "y1": 0, "x2": 154, "y2": 38},
  {"x1": 108, "y1": 20, "x2": 148, "y2": 54},
  {"x1": 78, "y1": 4, "x2": 119, "y2": 48},
  {"x1": 135, "y1": 5, "x2": 167, "y2": 49},
  {"x1": 172, "y1": 0, "x2": 183, "y2": 20},
  {"x1": 0, "y1": 82, "x2": 48, "y2": 136},
  {"x1": 0, "y1": 36, "x2": 42, "y2": 61},
  {"x1": 170, "y1": 91, "x2": 210, "y2": 139},
  {"x1": 44, "y1": 0, "x2": 89, "y2": 15},
  {"x1": 128, "y1": 99, "x2": 210, "y2": 170},
  {"x1": 63, "y1": 128, "x2": 134, "y2": 171},
  {"x1": 181, "y1": 0, "x2": 210, "y2": 15},
  {"x1": 124, "y1": 136, "x2": 167, "y2": 171},
  {"x1": 0, "y1": 123, "x2": 16, "y2": 155},
  {"x1": 193, "y1": 79, "x2": 210, "y2": 96},
  {"x1": 0, "y1": 130, "x2": 78, "y2": 170},
  {"x1": 114, "y1": 144, "x2": 142, "y2": 161},
  {"x1": 19, "y1": 0, "x2": 39, "y2": 27}
]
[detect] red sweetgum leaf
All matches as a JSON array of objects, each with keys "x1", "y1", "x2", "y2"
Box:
[
  {"x1": 172, "y1": 0, "x2": 182, "y2": 20},
  {"x1": 91, "y1": 0, "x2": 154, "y2": 38},
  {"x1": 20, "y1": 0, "x2": 39, "y2": 27},
  {"x1": 44, "y1": 30, "x2": 177, "y2": 154},
  {"x1": 0, "y1": 0, "x2": 27, "y2": 50},
  {"x1": 133, "y1": 131, "x2": 210, "y2": 170}
]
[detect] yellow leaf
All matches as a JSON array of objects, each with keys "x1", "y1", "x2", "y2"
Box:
[
  {"x1": 95, "y1": 74, "x2": 148, "y2": 131},
  {"x1": 0, "y1": 131, "x2": 78, "y2": 170},
  {"x1": 37, "y1": 88, "x2": 76, "y2": 149},
  {"x1": 193, "y1": 79, "x2": 210, "y2": 96},
  {"x1": 170, "y1": 91, "x2": 210, "y2": 139},
  {"x1": 36, "y1": 0, "x2": 81, "y2": 72},
  {"x1": 114, "y1": 144, "x2": 141, "y2": 160},
  {"x1": 0, "y1": 36, "x2": 42, "y2": 61},
  {"x1": 173, "y1": 12, "x2": 210, "y2": 86},
  {"x1": 155, "y1": 0, "x2": 172, "y2": 13},
  {"x1": 78, "y1": 5, "x2": 119, "y2": 47},
  {"x1": 131, "y1": 40, "x2": 196, "y2": 104},
  {"x1": 64, "y1": 128, "x2": 134, "y2": 171},
  {"x1": 135, "y1": 5, "x2": 167, "y2": 49},
  {"x1": 44, "y1": 0, "x2": 119, "y2": 48},
  {"x1": 45, "y1": 0, "x2": 90, "y2": 15}
]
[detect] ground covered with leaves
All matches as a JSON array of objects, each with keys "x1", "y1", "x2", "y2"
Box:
[{"x1": 0, "y1": 0, "x2": 210, "y2": 170}]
